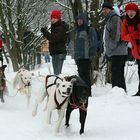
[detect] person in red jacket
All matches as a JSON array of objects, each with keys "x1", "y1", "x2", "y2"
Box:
[
  {"x1": 121, "y1": 2, "x2": 140, "y2": 96},
  {"x1": 0, "y1": 35, "x2": 3, "y2": 66},
  {"x1": 0, "y1": 36, "x2": 2, "y2": 50}
]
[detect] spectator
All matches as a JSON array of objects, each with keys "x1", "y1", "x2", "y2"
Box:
[
  {"x1": 41, "y1": 10, "x2": 69, "y2": 75},
  {"x1": 0, "y1": 35, "x2": 3, "y2": 50},
  {"x1": 40, "y1": 38, "x2": 50, "y2": 63},
  {"x1": 121, "y1": 2, "x2": 140, "y2": 96},
  {"x1": 102, "y1": 2, "x2": 128, "y2": 91},
  {"x1": 74, "y1": 13, "x2": 98, "y2": 96}
]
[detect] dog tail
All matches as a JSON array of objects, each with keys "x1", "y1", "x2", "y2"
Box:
[{"x1": 13, "y1": 73, "x2": 19, "y2": 88}]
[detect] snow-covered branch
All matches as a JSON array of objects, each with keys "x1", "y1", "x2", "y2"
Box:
[{"x1": 55, "y1": 0, "x2": 72, "y2": 10}]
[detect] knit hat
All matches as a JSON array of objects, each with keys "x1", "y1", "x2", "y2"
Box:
[
  {"x1": 102, "y1": 2, "x2": 114, "y2": 10},
  {"x1": 125, "y1": 3, "x2": 139, "y2": 12},
  {"x1": 51, "y1": 10, "x2": 61, "y2": 21}
]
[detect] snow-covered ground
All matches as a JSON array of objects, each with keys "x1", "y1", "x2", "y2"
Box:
[{"x1": 0, "y1": 56, "x2": 140, "y2": 140}]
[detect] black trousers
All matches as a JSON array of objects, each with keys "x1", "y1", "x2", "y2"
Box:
[
  {"x1": 75, "y1": 59, "x2": 91, "y2": 96},
  {"x1": 136, "y1": 60, "x2": 140, "y2": 92},
  {"x1": 111, "y1": 55, "x2": 127, "y2": 91}
]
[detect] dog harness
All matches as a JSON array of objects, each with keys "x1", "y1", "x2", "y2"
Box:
[
  {"x1": 21, "y1": 77, "x2": 31, "y2": 87},
  {"x1": 45, "y1": 75, "x2": 68, "y2": 110},
  {"x1": 45, "y1": 75, "x2": 62, "y2": 90},
  {"x1": 68, "y1": 95, "x2": 87, "y2": 111},
  {"x1": 54, "y1": 90, "x2": 68, "y2": 109}
]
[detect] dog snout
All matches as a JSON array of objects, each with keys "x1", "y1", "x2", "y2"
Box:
[
  {"x1": 67, "y1": 87, "x2": 71, "y2": 94},
  {"x1": 27, "y1": 82, "x2": 31, "y2": 86}
]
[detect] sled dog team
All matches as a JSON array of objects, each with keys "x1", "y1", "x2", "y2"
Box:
[
  {"x1": 1, "y1": 67, "x2": 89, "y2": 135},
  {"x1": 2, "y1": 0, "x2": 140, "y2": 135}
]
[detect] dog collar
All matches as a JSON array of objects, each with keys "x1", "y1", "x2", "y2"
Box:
[{"x1": 54, "y1": 90, "x2": 68, "y2": 109}]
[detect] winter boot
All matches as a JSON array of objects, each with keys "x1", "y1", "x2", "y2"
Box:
[{"x1": 133, "y1": 91, "x2": 140, "y2": 96}]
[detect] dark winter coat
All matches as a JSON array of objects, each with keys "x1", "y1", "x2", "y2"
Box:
[
  {"x1": 74, "y1": 13, "x2": 98, "y2": 60},
  {"x1": 103, "y1": 10, "x2": 128, "y2": 57},
  {"x1": 42, "y1": 21, "x2": 68, "y2": 55}
]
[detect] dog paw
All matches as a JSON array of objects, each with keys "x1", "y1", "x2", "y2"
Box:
[
  {"x1": 80, "y1": 129, "x2": 84, "y2": 135},
  {"x1": 54, "y1": 128, "x2": 60, "y2": 134},
  {"x1": 65, "y1": 123, "x2": 69, "y2": 127},
  {"x1": 32, "y1": 111, "x2": 37, "y2": 117},
  {"x1": 1, "y1": 98, "x2": 5, "y2": 103}
]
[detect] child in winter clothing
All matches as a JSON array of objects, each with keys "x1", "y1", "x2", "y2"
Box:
[{"x1": 121, "y1": 2, "x2": 140, "y2": 96}]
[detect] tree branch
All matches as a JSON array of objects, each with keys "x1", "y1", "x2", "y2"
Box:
[{"x1": 55, "y1": 0, "x2": 72, "y2": 10}]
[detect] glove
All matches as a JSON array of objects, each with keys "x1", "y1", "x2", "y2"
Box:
[
  {"x1": 127, "y1": 42, "x2": 132, "y2": 48},
  {"x1": 40, "y1": 27, "x2": 47, "y2": 36}
]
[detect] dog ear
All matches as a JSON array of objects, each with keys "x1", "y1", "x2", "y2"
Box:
[
  {"x1": 56, "y1": 79, "x2": 62, "y2": 87},
  {"x1": 20, "y1": 73, "x2": 23, "y2": 77},
  {"x1": 2, "y1": 65, "x2": 7, "y2": 70},
  {"x1": 56, "y1": 83, "x2": 60, "y2": 88},
  {"x1": 71, "y1": 78, "x2": 77, "y2": 84}
]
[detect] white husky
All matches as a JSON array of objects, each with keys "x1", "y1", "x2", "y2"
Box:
[
  {"x1": 13, "y1": 68, "x2": 33, "y2": 107},
  {"x1": 32, "y1": 75, "x2": 74, "y2": 133}
]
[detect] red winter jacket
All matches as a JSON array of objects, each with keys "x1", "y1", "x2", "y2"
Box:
[
  {"x1": 121, "y1": 18, "x2": 140, "y2": 60},
  {"x1": 0, "y1": 39, "x2": 2, "y2": 49}
]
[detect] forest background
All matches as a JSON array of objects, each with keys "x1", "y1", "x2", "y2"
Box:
[{"x1": 0, "y1": 0, "x2": 139, "y2": 72}]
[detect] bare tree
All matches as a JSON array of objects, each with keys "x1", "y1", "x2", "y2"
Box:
[{"x1": 0, "y1": 0, "x2": 52, "y2": 71}]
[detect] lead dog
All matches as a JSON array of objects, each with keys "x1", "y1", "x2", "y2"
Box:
[
  {"x1": 13, "y1": 68, "x2": 33, "y2": 107},
  {"x1": 65, "y1": 75, "x2": 90, "y2": 134},
  {"x1": 32, "y1": 75, "x2": 74, "y2": 133}
]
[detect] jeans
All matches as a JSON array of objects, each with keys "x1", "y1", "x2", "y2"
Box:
[
  {"x1": 44, "y1": 52, "x2": 50, "y2": 63},
  {"x1": 51, "y1": 53, "x2": 66, "y2": 75}
]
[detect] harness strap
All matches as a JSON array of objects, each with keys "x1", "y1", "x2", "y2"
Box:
[
  {"x1": 45, "y1": 75, "x2": 62, "y2": 90},
  {"x1": 54, "y1": 91, "x2": 68, "y2": 110},
  {"x1": 69, "y1": 95, "x2": 87, "y2": 111},
  {"x1": 21, "y1": 77, "x2": 31, "y2": 87}
]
